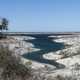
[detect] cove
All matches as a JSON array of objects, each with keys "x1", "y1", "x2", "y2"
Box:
[{"x1": 22, "y1": 34, "x2": 65, "y2": 68}]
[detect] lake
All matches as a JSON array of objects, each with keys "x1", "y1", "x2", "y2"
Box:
[{"x1": 23, "y1": 34, "x2": 65, "y2": 68}]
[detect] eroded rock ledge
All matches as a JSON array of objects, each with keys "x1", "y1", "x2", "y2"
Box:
[{"x1": 1, "y1": 35, "x2": 80, "y2": 80}]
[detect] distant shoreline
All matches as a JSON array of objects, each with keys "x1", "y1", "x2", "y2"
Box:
[{"x1": 1, "y1": 32, "x2": 78, "y2": 37}]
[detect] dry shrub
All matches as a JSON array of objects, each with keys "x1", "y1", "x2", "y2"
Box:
[{"x1": 0, "y1": 45, "x2": 32, "y2": 80}]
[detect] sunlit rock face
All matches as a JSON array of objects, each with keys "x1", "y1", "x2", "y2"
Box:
[{"x1": 13, "y1": 36, "x2": 36, "y2": 41}]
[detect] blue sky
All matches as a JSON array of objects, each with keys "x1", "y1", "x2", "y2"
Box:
[{"x1": 0, "y1": 0, "x2": 80, "y2": 32}]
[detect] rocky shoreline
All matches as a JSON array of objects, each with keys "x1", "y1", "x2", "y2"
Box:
[{"x1": 1, "y1": 35, "x2": 80, "y2": 79}]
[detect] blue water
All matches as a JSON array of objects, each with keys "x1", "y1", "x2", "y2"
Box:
[{"x1": 23, "y1": 34, "x2": 65, "y2": 68}]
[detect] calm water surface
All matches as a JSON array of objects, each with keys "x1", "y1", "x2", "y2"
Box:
[{"x1": 23, "y1": 34, "x2": 65, "y2": 68}]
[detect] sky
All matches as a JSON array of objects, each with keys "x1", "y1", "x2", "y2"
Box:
[{"x1": 0, "y1": 0, "x2": 80, "y2": 32}]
